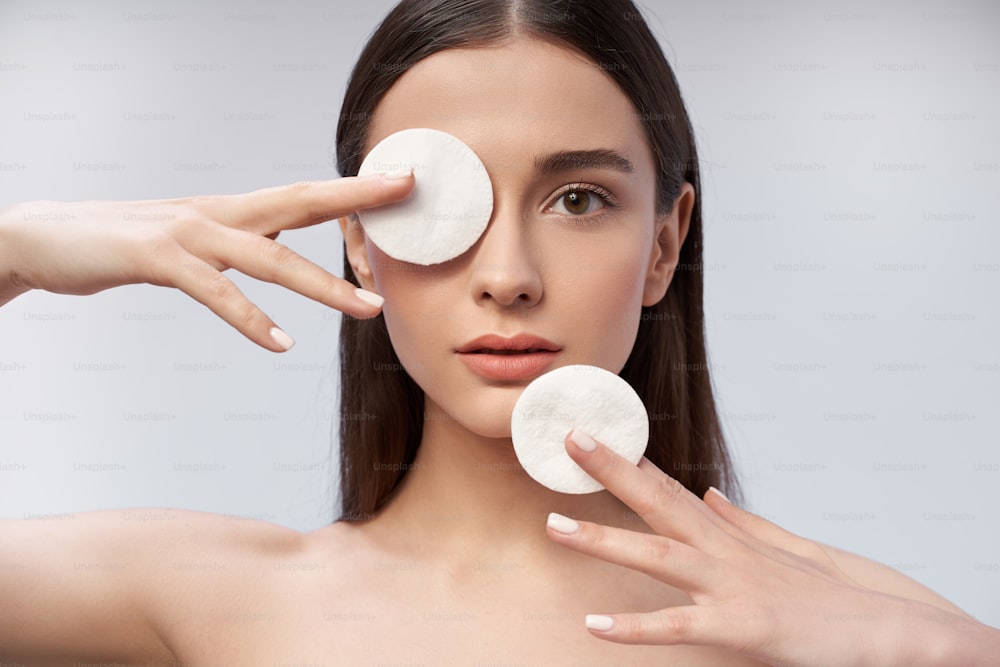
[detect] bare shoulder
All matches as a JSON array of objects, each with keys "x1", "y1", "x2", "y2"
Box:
[
  {"x1": 149, "y1": 510, "x2": 375, "y2": 591},
  {"x1": 152, "y1": 512, "x2": 377, "y2": 604},
  {"x1": 121, "y1": 506, "x2": 310, "y2": 607},
  {"x1": 299, "y1": 519, "x2": 383, "y2": 575},
  {"x1": 139, "y1": 506, "x2": 306, "y2": 551},
  {"x1": 139, "y1": 511, "x2": 398, "y2": 663},
  {"x1": 137, "y1": 509, "x2": 368, "y2": 658},
  {"x1": 94, "y1": 506, "x2": 308, "y2": 575},
  {"x1": 819, "y1": 541, "x2": 973, "y2": 618},
  {"x1": 0, "y1": 506, "x2": 309, "y2": 662}
]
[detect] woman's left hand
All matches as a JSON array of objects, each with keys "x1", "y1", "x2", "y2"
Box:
[{"x1": 545, "y1": 430, "x2": 1000, "y2": 666}]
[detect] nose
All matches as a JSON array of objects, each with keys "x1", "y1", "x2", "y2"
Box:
[{"x1": 468, "y1": 203, "x2": 543, "y2": 308}]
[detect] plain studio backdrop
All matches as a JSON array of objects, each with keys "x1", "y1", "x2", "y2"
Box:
[{"x1": 1, "y1": 0, "x2": 998, "y2": 625}]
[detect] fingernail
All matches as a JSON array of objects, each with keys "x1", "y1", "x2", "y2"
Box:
[
  {"x1": 355, "y1": 287, "x2": 384, "y2": 308},
  {"x1": 546, "y1": 512, "x2": 580, "y2": 535},
  {"x1": 383, "y1": 167, "x2": 413, "y2": 180},
  {"x1": 585, "y1": 615, "x2": 615, "y2": 632},
  {"x1": 569, "y1": 428, "x2": 597, "y2": 453},
  {"x1": 270, "y1": 326, "x2": 295, "y2": 351},
  {"x1": 708, "y1": 486, "x2": 731, "y2": 503}
]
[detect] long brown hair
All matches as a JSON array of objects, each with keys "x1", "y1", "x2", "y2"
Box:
[{"x1": 335, "y1": 0, "x2": 737, "y2": 520}]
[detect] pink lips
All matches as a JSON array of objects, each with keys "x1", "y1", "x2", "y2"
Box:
[{"x1": 455, "y1": 334, "x2": 561, "y2": 381}]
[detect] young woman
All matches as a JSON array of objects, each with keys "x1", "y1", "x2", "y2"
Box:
[{"x1": 1, "y1": 0, "x2": 997, "y2": 664}]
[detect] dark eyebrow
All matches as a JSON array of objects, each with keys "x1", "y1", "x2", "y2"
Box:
[{"x1": 533, "y1": 149, "x2": 634, "y2": 174}]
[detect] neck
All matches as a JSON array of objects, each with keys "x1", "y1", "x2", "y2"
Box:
[{"x1": 369, "y1": 405, "x2": 640, "y2": 564}]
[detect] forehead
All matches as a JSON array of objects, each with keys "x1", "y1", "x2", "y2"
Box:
[{"x1": 366, "y1": 36, "x2": 655, "y2": 175}]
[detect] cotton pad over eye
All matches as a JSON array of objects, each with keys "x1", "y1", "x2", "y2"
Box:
[
  {"x1": 356, "y1": 128, "x2": 494, "y2": 265},
  {"x1": 511, "y1": 365, "x2": 649, "y2": 494}
]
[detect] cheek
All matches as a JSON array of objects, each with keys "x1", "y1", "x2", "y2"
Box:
[
  {"x1": 543, "y1": 228, "x2": 653, "y2": 367},
  {"x1": 366, "y1": 242, "x2": 456, "y2": 373},
  {"x1": 366, "y1": 240, "x2": 444, "y2": 307}
]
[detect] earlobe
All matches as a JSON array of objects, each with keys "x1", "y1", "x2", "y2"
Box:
[
  {"x1": 642, "y1": 182, "x2": 694, "y2": 307},
  {"x1": 339, "y1": 214, "x2": 376, "y2": 290}
]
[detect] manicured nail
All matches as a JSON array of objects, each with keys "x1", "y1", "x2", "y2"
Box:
[
  {"x1": 546, "y1": 512, "x2": 580, "y2": 535},
  {"x1": 383, "y1": 167, "x2": 413, "y2": 180},
  {"x1": 585, "y1": 615, "x2": 615, "y2": 632},
  {"x1": 569, "y1": 429, "x2": 597, "y2": 453},
  {"x1": 270, "y1": 326, "x2": 295, "y2": 351},
  {"x1": 355, "y1": 287, "x2": 384, "y2": 308},
  {"x1": 707, "y1": 486, "x2": 731, "y2": 503}
]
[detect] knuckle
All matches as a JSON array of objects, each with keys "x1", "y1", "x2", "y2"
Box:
[
  {"x1": 642, "y1": 535, "x2": 672, "y2": 563},
  {"x1": 236, "y1": 302, "x2": 264, "y2": 330},
  {"x1": 662, "y1": 609, "x2": 694, "y2": 642},
  {"x1": 585, "y1": 524, "x2": 608, "y2": 550},
  {"x1": 145, "y1": 241, "x2": 186, "y2": 287},
  {"x1": 626, "y1": 611, "x2": 692, "y2": 644},
  {"x1": 151, "y1": 204, "x2": 211, "y2": 242},
  {"x1": 205, "y1": 272, "x2": 237, "y2": 301},
  {"x1": 366, "y1": 174, "x2": 390, "y2": 200},
  {"x1": 613, "y1": 614, "x2": 644, "y2": 641},
  {"x1": 635, "y1": 475, "x2": 682, "y2": 516},
  {"x1": 264, "y1": 241, "x2": 301, "y2": 273},
  {"x1": 653, "y1": 475, "x2": 683, "y2": 506},
  {"x1": 284, "y1": 181, "x2": 319, "y2": 215}
]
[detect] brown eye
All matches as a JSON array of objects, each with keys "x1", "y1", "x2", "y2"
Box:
[
  {"x1": 555, "y1": 189, "x2": 605, "y2": 216},
  {"x1": 563, "y1": 190, "x2": 591, "y2": 215},
  {"x1": 548, "y1": 185, "x2": 613, "y2": 218}
]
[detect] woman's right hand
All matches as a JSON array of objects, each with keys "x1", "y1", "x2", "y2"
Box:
[{"x1": 0, "y1": 171, "x2": 414, "y2": 351}]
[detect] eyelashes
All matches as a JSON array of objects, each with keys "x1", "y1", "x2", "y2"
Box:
[{"x1": 544, "y1": 182, "x2": 621, "y2": 220}]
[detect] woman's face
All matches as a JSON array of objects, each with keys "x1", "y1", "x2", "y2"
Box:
[{"x1": 344, "y1": 36, "x2": 691, "y2": 438}]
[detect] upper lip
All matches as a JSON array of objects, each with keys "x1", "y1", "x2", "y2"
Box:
[{"x1": 455, "y1": 334, "x2": 561, "y2": 354}]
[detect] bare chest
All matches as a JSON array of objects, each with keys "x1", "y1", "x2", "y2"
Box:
[
  {"x1": 180, "y1": 608, "x2": 759, "y2": 666},
  {"x1": 171, "y1": 567, "x2": 764, "y2": 666}
]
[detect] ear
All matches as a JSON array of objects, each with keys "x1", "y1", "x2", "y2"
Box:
[
  {"x1": 339, "y1": 214, "x2": 376, "y2": 292},
  {"x1": 642, "y1": 182, "x2": 694, "y2": 307}
]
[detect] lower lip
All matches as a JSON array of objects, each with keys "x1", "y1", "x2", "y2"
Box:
[{"x1": 457, "y1": 351, "x2": 559, "y2": 381}]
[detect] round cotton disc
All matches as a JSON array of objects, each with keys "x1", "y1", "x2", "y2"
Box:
[
  {"x1": 356, "y1": 128, "x2": 493, "y2": 265},
  {"x1": 511, "y1": 365, "x2": 649, "y2": 494}
]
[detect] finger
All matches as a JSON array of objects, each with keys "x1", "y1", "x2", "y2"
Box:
[
  {"x1": 565, "y1": 430, "x2": 726, "y2": 549},
  {"x1": 584, "y1": 605, "x2": 768, "y2": 651},
  {"x1": 545, "y1": 514, "x2": 718, "y2": 594},
  {"x1": 637, "y1": 458, "x2": 762, "y2": 552},
  {"x1": 189, "y1": 226, "x2": 383, "y2": 319},
  {"x1": 168, "y1": 255, "x2": 295, "y2": 352},
  {"x1": 703, "y1": 488, "x2": 780, "y2": 539},
  {"x1": 703, "y1": 489, "x2": 837, "y2": 566},
  {"x1": 191, "y1": 172, "x2": 415, "y2": 235}
]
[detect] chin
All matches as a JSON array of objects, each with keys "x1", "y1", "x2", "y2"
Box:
[
  {"x1": 477, "y1": 422, "x2": 515, "y2": 440},
  {"x1": 429, "y1": 402, "x2": 516, "y2": 441},
  {"x1": 462, "y1": 410, "x2": 516, "y2": 441}
]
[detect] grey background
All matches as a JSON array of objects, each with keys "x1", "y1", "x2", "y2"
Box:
[{"x1": 1, "y1": 0, "x2": 998, "y2": 625}]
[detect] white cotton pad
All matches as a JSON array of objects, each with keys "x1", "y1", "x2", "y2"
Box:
[
  {"x1": 511, "y1": 365, "x2": 649, "y2": 494},
  {"x1": 356, "y1": 128, "x2": 493, "y2": 265}
]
